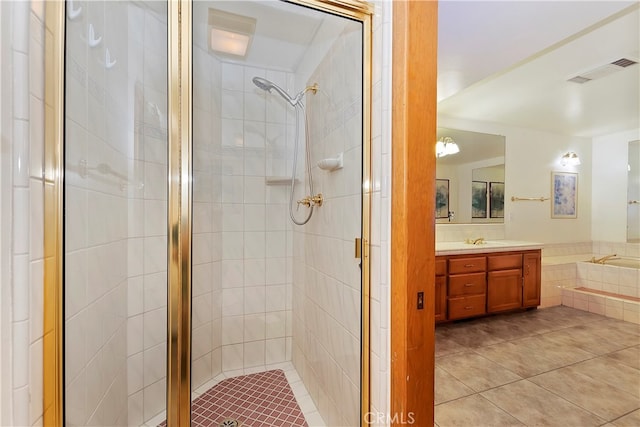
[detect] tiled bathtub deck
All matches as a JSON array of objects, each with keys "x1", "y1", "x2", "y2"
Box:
[{"x1": 435, "y1": 306, "x2": 640, "y2": 427}]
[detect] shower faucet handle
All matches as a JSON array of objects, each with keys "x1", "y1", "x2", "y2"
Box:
[
  {"x1": 296, "y1": 193, "x2": 323, "y2": 208},
  {"x1": 297, "y1": 197, "x2": 312, "y2": 208}
]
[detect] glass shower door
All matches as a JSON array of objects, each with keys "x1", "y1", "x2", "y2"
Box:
[
  {"x1": 63, "y1": 1, "x2": 169, "y2": 425},
  {"x1": 190, "y1": 1, "x2": 370, "y2": 425}
]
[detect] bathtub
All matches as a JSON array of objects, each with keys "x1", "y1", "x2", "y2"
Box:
[
  {"x1": 599, "y1": 257, "x2": 640, "y2": 269},
  {"x1": 576, "y1": 258, "x2": 640, "y2": 297},
  {"x1": 561, "y1": 256, "x2": 640, "y2": 324}
]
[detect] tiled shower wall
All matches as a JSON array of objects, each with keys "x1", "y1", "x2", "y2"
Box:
[
  {"x1": 125, "y1": 3, "x2": 169, "y2": 425},
  {"x1": 0, "y1": 1, "x2": 46, "y2": 425},
  {"x1": 64, "y1": 1, "x2": 136, "y2": 425},
  {"x1": 191, "y1": 44, "x2": 223, "y2": 390},
  {"x1": 217, "y1": 62, "x2": 295, "y2": 373},
  {"x1": 291, "y1": 23, "x2": 364, "y2": 427},
  {"x1": 370, "y1": 1, "x2": 392, "y2": 421}
]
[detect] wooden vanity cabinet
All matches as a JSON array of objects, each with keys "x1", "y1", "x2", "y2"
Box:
[
  {"x1": 435, "y1": 258, "x2": 447, "y2": 322},
  {"x1": 447, "y1": 256, "x2": 487, "y2": 320},
  {"x1": 435, "y1": 249, "x2": 541, "y2": 322}
]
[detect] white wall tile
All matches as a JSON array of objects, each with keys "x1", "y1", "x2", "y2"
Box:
[
  {"x1": 222, "y1": 315, "x2": 244, "y2": 345},
  {"x1": 29, "y1": 339, "x2": 43, "y2": 424},
  {"x1": 243, "y1": 340, "x2": 265, "y2": 367},
  {"x1": 222, "y1": 344, "x2": 244, "y2": 371},
  {"x1": 12, "y1": 321, "x2": 29, "y2": 388},
  {"x1": 222, "y1": 63, "x2": 244, "y2": 91}
]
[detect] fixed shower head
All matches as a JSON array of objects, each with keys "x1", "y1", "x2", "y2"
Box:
[{"x1": 252, "y1": 76, "x2": 300, "y2": 106}]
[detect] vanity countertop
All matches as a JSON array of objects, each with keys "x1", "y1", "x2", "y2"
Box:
[{"x1": 436, "y1": 240, "x2": 544, "y2": 256}]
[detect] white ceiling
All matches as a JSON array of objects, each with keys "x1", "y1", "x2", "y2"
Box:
[{"x1": 438, "y1": 1, "x2": 640, "y2": 138}]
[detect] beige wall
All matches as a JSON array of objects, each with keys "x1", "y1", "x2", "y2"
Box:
[{"x1": 439, "y1": 115, "x2": 593, "y2": 244}]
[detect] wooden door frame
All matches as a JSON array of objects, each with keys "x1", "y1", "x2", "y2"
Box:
[{"x1": 390, "y1": 1, "x2": 438, "y2": 425}]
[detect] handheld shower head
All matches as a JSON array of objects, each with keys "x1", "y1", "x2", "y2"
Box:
[{"x1": 252, "y1": 77, "x2": 299, "y2": 106}]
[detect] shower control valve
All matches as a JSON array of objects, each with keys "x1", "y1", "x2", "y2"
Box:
[
  {"x1": 310, "y1": 193, "x2": 323, "y2": 207},
  {"x1": 297, "y1": 197, "x2": 312, "y2": 208},
  {"x1": 296, "y1": 193, "x2": 323, "y2": 209}
]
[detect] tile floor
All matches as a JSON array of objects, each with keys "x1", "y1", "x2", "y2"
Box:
[
  {"x1": 435, "y1": 306, "x2": 640, "y2": 427},
  {"x1": 147, "y1": 362, "x2": 325, "y2": 427},
  {"x1": 159, "y1": 369, "x2": 307, "y2": 427}
]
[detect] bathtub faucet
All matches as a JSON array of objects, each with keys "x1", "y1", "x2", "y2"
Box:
[{"x1": 590, "y1": 254, "x2": 618, "y2": 264}]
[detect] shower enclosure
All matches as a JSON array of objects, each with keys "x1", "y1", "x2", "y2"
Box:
[{"x1": 46, "y1": 0, "x2": 371, "y2": 425}]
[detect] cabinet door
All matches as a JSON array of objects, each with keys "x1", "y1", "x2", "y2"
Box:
[
  {"x1": 487, "y1": 268, "x2": 522, "y2": 313},
  {"x1": 435, "y1": 275, "x2": 447, "y2": 322},
  {"x1": 523, "y1": 252, "x2": 541, "y2": 307}
]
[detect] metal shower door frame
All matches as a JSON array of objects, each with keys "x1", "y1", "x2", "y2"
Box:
[{"x1": 44, "y1": 0, "x2": 372, "y2": 425}]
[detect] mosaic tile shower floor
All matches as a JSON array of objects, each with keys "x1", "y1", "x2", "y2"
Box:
[{"x1": 159, "y1": 369, "x2": 308, "y2": 427}]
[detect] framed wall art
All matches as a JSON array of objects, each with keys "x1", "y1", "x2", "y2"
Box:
[
  {"x1": 552, "y1": 171, "x2": 578, "y2": 219},
  {"x1": 489, "y1": 181, "x2": 505, "y2": 218},
  {"x1": 436, "y1": 179, "x2": 450, "y2": 219},
  {"x1": 472, "y1": 180, "x2": 487, "y2": 218}
]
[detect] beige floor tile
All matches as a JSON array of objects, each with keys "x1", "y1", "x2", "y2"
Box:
[
  {"x1": 481, "y1": 380, "x2": 606, "y2": 427},
  {"x1": 435, "y1": 331, "x2": 468, "y2": 358},
  {"x1": 530, "y1": 367, "x2": 640, "y2": 422},
  {"x1": 434, "y1": 367, "x2": 474, "y2": 405},
  {"x1": 474, "y1": 317, "x2": 540, "y2": 341},
  {"x1": 566, "y1": 357, "x2": 640, "y2": 398},
  {"x1": 475, "y1": 334, "x2": 593, "y2": 378},
  {"x1": 515, "y1": 334, "x2": 596, "y2": 365},
  {"x1": 529, "y1": 306, "x2": 605, "y2": 327},
  {"x1": 599, "y1": 318, "x2": 640, "y2": 337},
  {"x1": 436, "y1": 307, "x2": 640, "y2": 427},
  {"x1": 474, "y1": 340, "x2": 563, "y2": 378},
  {"x1": 605, "y1": 345, "x2": 640, "y2": 370},
  {"x1": 435, "y1": 394, "x2": 524, "y2": 427},
  {"x1": 436, "y1": 351, "x2": 522, "y2": 392},
  {"x1": 543, "y1": 325, "x2": 633, "y2": 355},
  {"x1": 438, "y1": 321, "x2": 507, "y2": 348},
  {"x1": 612, "y1": 409, "x2": 640, "y2": 427}
]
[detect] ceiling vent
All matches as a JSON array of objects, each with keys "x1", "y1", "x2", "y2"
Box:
[{"x1": 568, "y1": 58, "x2": 638, "y2": 84}]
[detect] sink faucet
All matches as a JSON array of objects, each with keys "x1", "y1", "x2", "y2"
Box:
[
  {"x1": 464, "y1": 237, "x2": 486, "y2": 245},
  {"x1": 590, "y1": 253, "x2": 617, "y2": 264}
]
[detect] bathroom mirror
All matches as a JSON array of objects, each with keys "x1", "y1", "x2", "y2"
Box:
[
  {"x1": 436, "y1": 127, "x2": 506, "y2": 223},
  {"x1": 628, "y1": 140, "x2": 640, "y2": 242}
]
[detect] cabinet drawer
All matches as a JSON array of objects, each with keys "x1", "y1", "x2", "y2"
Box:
[
  {"x1": 488, "y1": 254, "x2": 523, "y2": 271},
  {"x1": 449, "y1": 273, "x2": 486, "y2": 297},
  {"x1": 448, "y1": 294, "x2": 486, "y2": 320},
  {"x1": 435, "y1": 258, "x2": 447, "y2": 276},
  {"x1": 449, "y1": 256, "x2": 486, "y2": 274}
]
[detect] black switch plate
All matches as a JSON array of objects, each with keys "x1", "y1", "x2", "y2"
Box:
[{"x1": 417, "y1": 291, "x2": 424, "y2": 310}]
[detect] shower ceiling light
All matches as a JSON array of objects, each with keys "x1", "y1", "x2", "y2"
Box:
[
  {"x1": 210, "y1": 28, "x2": 251, "y2": 57},
  {"x1": 436, "y1": 137, "x2": 460, "y2": 157},
  {"x1": 208, "y1": 8, "x2": 256, "y2": 58},
  {"x1": 560, "y1": 151, "x2": 581, "y2": 166}
]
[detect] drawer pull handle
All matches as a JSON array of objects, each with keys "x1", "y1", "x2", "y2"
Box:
[
  {"x1": 464, "y1": 306, "x2": 473, "y2": 310},
  {"x1": 464, "y1": 283, "x2": 474, "y2": 287},
  {"x1": 464, "y1": 264, "x2": 475, "y2": 268}
]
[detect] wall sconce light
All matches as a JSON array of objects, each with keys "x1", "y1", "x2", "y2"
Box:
[
  {"x1": 209, "y1": 8, "x2": 256, "y2": 58},
  {"x1": 560, "y1": 151, "x2": 581, "y2": 166},
  {"x1": 436, "y1": 137, "x2": 460, "y2": 158}
]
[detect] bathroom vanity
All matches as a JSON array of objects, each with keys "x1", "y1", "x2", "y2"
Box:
[{"x1": 435, "y1": 241, "x2": 542, "y2": 322}]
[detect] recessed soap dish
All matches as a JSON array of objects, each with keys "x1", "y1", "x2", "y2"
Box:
[{"x1": 317, "y1": 152, "x2": 343, "y2": 171}]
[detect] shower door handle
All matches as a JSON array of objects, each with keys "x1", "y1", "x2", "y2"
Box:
[{"x1": 355, "y1": 238, "x2": 362, "y2": 259}]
